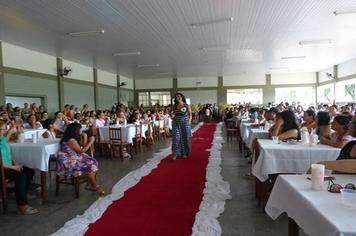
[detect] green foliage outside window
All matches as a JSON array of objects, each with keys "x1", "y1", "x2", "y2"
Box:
[{"x1": 345, "y1": 84, "x2": 355, "y2": 101}]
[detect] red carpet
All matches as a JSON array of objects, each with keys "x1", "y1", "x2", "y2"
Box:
[{"x1": 85, "y1": 123, "x2": 217, "y2": 236}]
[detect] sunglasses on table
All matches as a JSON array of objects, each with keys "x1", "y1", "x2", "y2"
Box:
[{"x1": 328, "y1": 179, "x2": 356, "y2": 193}]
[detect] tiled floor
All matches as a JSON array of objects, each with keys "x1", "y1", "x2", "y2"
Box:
[{"x1": 0, "y1": 126, "x2": 287, "y2": 236}]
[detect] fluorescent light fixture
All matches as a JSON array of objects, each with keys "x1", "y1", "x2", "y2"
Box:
[
  {"x1": 281, "y1": 56, "x2": 306, "y2": 60},
  {"x1": 68, "y1": 29, "x2": 105, "y2": 37},
  {"x1": 190, "y1": 17, "x2": 233, "y2": 28},
  {"x1": 156, "y1": 72, "x2": 172, "y2": 75},
  {"x1": 333, "y1": 10, "x2": 356, "y2": 16},
  {"x1": 269, "y1": 67, "x2": 289, "y2": 71},
  {"x1": 137, "y1": 64, "x2": 160, "y2": 68},
  {"x1": 299, "y1": 39, "x2": 332, "y2": 45},
  {"x1": 200, "y1": 46, "x2": 230, "y2": 52},
  {"x1": 113, "y1": 51, "x2": 141, "y2": 57}
]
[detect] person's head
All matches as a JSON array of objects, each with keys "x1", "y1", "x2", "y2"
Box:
[
  {"x1": 69, "y1": 105, "x2": 75, "y2": 110},
  {"x1": 303, "y1": 109, "x2": 316, "y2": 123},
  {"x1": 268, "y1": 107, "x2": 279, "y2": 121},
  {"x1": 329, "y1": 105, "x2": 338, "y2": 115},
  {"x1": 83, "y1": 104, "x2": 88, "y2": 109},
  {"x1": 42, "y1": 118, "x2": 55, "y2": 130},
  {"x1": 280, "y1": 110, "x2": 299, "y2": 133},
  {"x1": 27, "y1": 114, "x2": 37, "y2": 124},
  {"x1": 96, "y1": 110, "x2": 105, "y2": 119},
  {"x1": 331, "y1": 115, "x2": 352, "y2": 134},
  {"x1": 55, "y1": 111, "x2": 64, "y2": 119},
  {"x1": 64, "y1": 104, "x2": 70, "y2": 110},
  {"x1": 24, "y1": 103, "x2": 29, "y2": 109},
  {"x1": 74, "y1": 113, "x2": 82, "y2": 121},
  {"x1": 0, "y1": 119, "x2": 7, "y2": 136},
  {"x1": 41, "y1": 111, "x2": 49, "y2": 120},
  {"x1": 174, "y1": 93, "x2": 186, "y2": 106},
  {"x1": 60, "y1": 122, "x2": 82, "y2": 144},
  {"x1": 90, "y1": 110, "x2": 96, "y2": 118},
  {"x1": 117, "y1": 111, "x2": 125, "y2": 119},
  {"x1": 316, "y1": 111, "x2": 330, "y2": 126}
]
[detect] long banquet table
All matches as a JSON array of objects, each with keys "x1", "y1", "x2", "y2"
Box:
[
  {"x1": 252, "y1": 139, "x2": 341, "y2": 182},
  {"x1": 266, "y1": 174, "x2": 356, "y2": 236}
]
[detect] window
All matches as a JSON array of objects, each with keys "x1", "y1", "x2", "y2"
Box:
[
  {"x1": 150, "y1": 91, "x2": 171, "y2": 106},
  {"x1": 275, "y1": 87, "x2": 315, "y2": 105},
  {"x1": 227, "y1": 89, "x2": 263, "y2": 104},
  {"x1": 317, "y1": 84, "x2": 334, "y2": 103},
  {"x1": 335, "y1": 79, "x2": 356, "y2": 103},
  {"x1": 138, "y1": 92, "x2": 149, "y2": 107}
]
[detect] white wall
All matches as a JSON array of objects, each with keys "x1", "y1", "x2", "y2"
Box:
[
  {"x1": 98, "y1": 70, "x2": 117, "y2": 86},
  {"x1": 179, "y1": 90, "x2": 217, "y2": 104},
  {"x1": 178, "y1": 76, "x2": 217, "y2": 88},
  {"x1": 62, "y1": 60, "x2": 93, "y2": 82},
  {"x1": 338, "y1": 58, "x2": 356, "y2": 78},
  {"x1": 120, "y1": 75, "x2": 134, "y2": 90},
  {"x1": 223, "y1": 74, "x2": 265, "y2": 86},
  {"x1": 135, "y1": 78, "x2": 172, "y2": 89},
  {"x1": 2, "y1": 42, "x2": 57, "y2": 75},
  {"x1": 271, "y1": 72, "x2": 316, "y2": 85},
  {"x1": 318, "y1": 67, "x2": 334, "y2": 83}
]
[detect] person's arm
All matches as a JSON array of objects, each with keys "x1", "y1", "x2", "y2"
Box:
[
  {"x1": 80, "y1": 132, "x2": 88, "y2": 146},
  {"x1": 5, "y1": 124, "x2": 15, "y2": 142},
  {"x1": 67, "y1": 136, "x2": 95, "y2": 153},
  {"x1": 271, "y1": 119, "x2": 283, "y2": 137},
  {"x1": 278, "y1": 129, "x2": 299, "y2": 140},
  {"x1": 351, "y1": 144, "x2": 356, "y2": 158},
  {"x1": 318, "y1": 160, "x2": 356, "y2": 173},
  {"x1": 188, "y1": 105, "x2": 192, "y2": 124}
]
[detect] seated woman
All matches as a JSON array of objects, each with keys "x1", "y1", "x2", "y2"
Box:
[
  {"x1": 115, "y1": 111, "x2": 127, "y2": 125},
  {"x1": 23, "y1": 114, "x2": 43, "y2": 129},
  {"x1": 42, "y1": 119, "x2": 58, "y2": 139},
  {"x1": 92, "y1": 111, "x2": 106, "y2": 127},
  {"x1": 270, "y1": 109, "x2": 299, "y2": 140},
  {"x1": 321, "y1": 115, "x2": 354, "y2": 148},
  {"x1": 301, "y1": 109, "x2": 317, "y2": 132},
  {"x1": 56, "y1": 123, "x2": 105, "y2": 196},
  {"x1": 0, "y1": 120, "x2": 38, "y2": 214},
  {"x1": 316, "y1": 111, "x2": 331, "y2": 139}
]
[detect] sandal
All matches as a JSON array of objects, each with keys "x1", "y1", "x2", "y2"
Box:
[
  {"x1": 95, "y1": 185, "x2": 106, "y2": 196},
  {"x1": 19, "y1": 206, "x2": 39, "y2": 215}
]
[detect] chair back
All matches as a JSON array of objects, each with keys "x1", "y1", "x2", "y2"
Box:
[
  {"x1": 109, "y1": 127, "x2": 123, "y2": 143},
  {"x1": 135, "y1": 124, "x2": 142, "y2": 138}
]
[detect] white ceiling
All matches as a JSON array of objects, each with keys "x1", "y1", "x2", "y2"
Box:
[{"x1": 1, "y1": 0, "x2": 356, "y2": 79}]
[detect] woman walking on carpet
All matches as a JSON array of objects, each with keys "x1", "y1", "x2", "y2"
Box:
[{"x1": 172, "y1": 92, "x2": 192, "y2": 160}]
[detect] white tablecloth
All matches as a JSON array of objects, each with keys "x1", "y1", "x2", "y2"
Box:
[
  {"x1": 246, "y1": 128, "x2": 269, "y2": 149},
  {"x1": 22, "y1": 129, "x2": 47, "y2": 139},
  {"x1": 98, "y1": 124, "x2": 148, "y2": 144},
  {"x1": 266, "y1": 175, "x2": 356, "y2": 236},
  {"x1": 240, "y1": 122, "x2": 253, "y2": 143},
  {"x1": 252, "y1": 139, "x2": 341, "y2": 182},
  {"x1": 9, "y1": 139, "x2": 60, "y2": 172}
]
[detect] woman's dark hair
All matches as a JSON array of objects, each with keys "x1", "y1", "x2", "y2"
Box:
[
  {"x1": 334, "y1": 115, "x2": 352, "y2": 131},
  {"x1": 42, "y1": 118, "x2": 55, "y2": 130},
  {"x1": 96, "y1": 110, "x2": 103, "y2": 119},
  {"x1": 60, "y1": 123, "x2": 81, "y2": 144},
  {"x1": 304, "y1": 109, "x2": 316, "y2": 119},
  {"x1": 280, "y1": 110, "x2": 299, "y2": 133},
  {"x1": 316, "y1": 111, "x2": 330, "y2": 126},
  {"x1": 173, "y1": 93, "x2": 187, "y2": 108}
]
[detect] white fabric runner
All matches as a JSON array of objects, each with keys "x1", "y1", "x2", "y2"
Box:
[
  {"x1": 191, "y1": 123, "x2": 231, "y2": 236},
  {"x1": 266, "y1": 174, "x2": 356, "y2": 236}
]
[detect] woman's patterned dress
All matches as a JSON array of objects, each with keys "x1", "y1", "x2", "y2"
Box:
[
  {"x1": 172, "y1": 105, "x2": 192, "y2": 157},
  {"x1": 57, "y1": 140, "x2": 98, "y2": 177}
]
